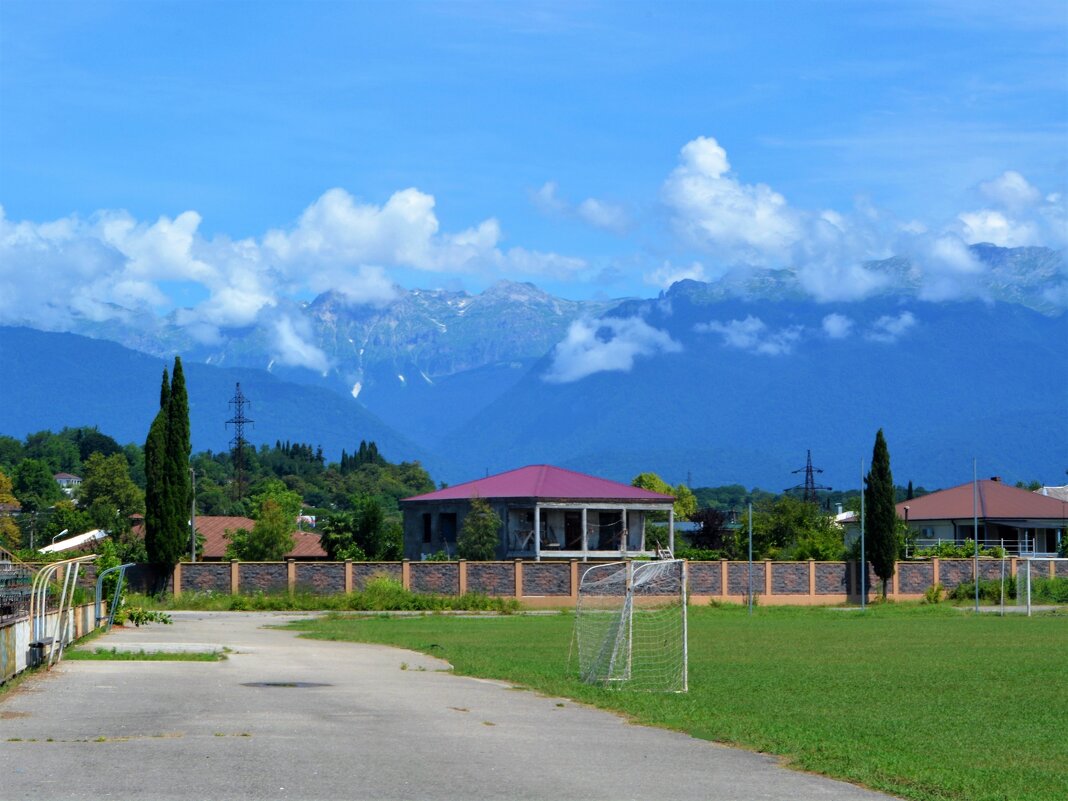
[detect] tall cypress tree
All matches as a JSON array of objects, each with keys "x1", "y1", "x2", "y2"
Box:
[
  {"x1": 164, "y1": 357, "x2": 191, "y2": 563},
  {"x1": 865, "y1": 428, "x2": 898, "y2": 598},
  {"x1": 144, "y1": 368, "x2": 171, "y2": 565}
]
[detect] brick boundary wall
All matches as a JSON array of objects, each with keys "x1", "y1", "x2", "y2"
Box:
[{"x1": 170, "y1": 557, "x2": 1052, "y2": 606}]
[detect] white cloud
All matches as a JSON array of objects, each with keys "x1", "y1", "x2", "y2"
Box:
[
  {"x1": 576, "y1": 198, "x2": 630, "y2": 233},
  {"x1": 643, "y1": 261, "x2": 708, "y2": 289},
  {"x1": 916, "y1": 235, "x2": 987, "y2": 301},
  {"x1": 822, "y1": 313, "x2": 854, "y2": 339},
  {"x1": 957, "y1": 209, "x2": 1040, "y2": 247},
  {"x1": 979, "y1": 171, "x2": 1042, "y2": 211},
  {"x1": 0, "y1": 186, "x2": 587, "y2": 337},
  {"x1": 543, "y1": 317, "x2": 682, "y2": 383},
  {"x1": 695, "y1": 315, "x2": 803, "y2": 356},
  {"x1": 532, "y1": 181, "x2": 630, "y2": 233},
  {"x1": 271, "y1": 316, "x2": 333, "y2": 374},
  {"x1": 662, "y1": 136, "x2": 803, "y2": 262},
  {"x1": 866, "y1": 311, "x2": 917, "y2": 343}
]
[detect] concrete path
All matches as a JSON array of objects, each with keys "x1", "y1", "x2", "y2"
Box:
[{"x1": 1, "y1": 612, "x2": 898, "y2": 801}]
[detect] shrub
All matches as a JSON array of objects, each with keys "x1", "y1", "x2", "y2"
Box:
[
  {"x1": 949, "y1": 577, "x2": 1015, "y2": 603},
  {"x1": 922, "y1": 582, "x2": 944, "y2": 604}
]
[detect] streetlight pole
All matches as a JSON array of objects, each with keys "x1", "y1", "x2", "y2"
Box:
[{"x1": 190, "y1": 467, "x2": 197, "y2": 563}]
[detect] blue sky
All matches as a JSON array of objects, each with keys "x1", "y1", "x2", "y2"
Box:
[{"x1": 1, "y1": 0, "x2": 1065, "y2": 331}]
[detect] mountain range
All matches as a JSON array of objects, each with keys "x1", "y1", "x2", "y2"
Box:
[{"x1": 1, "y1": 244, "x2": 1065, "y2": 490}]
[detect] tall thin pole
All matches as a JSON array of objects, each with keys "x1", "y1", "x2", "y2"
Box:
[
  {"x1": 973, "y1": 459, "x2": 979, "y2": 614},
  {"x1": 190, "y1": 467, "x2": 196, "y2": 563},
  {"x1": 860, "y1": 458, "x2": 866, "y2": 610},
  {"x1": 747, "y1": 502, "x2": 753, "y2": 615}
]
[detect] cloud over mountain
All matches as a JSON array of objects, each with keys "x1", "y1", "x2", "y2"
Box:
[{"x1": 543, "y1": 317, "x2": 681, "y2": 383}]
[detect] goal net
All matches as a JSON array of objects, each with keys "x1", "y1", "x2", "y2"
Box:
[
  {"x1": 575, "y1": 560, "x2": 687, "y2": 692},
  {"x1": 1016, "y1": 558, "x2": 1068, "y2": 616}
]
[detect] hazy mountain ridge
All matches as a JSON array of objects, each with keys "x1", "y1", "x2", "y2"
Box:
[{"x1": 2, "y1": 245, "x2": 1065, "y2": 489}]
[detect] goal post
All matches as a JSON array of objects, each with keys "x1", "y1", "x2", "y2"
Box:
[
  {"x1": 1015, "y1": 558, "x2": 1068, "y2": 616},
  {"x1": 575, "y1": 559, "x2": 688, "y2": 692}
]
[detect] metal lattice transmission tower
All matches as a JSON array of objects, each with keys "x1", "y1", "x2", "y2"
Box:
[
  {"x1": 787, "y1": 450, "x2": 832, "y2": 504},
  {"x1": 225, "y1": 383, "x2": 254, "y2": 502}
]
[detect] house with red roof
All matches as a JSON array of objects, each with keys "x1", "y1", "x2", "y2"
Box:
[
  {"x1": 898, "y1": 478, "x2": 1067, "y2": 555},
  {"x1": 131, "y1": 515, "x2": 327, "y2": 561},
  {"x1": 400, "y1": 464, "x2": 676, "y2": 560}
]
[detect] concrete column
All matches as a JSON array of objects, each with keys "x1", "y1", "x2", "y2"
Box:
[
  {"x1": 173, "y1": 562, "x2": 183, "y2": 597},
  {"x1": 534, "y1": 506, "x2": 541, "y2": 561},
  {"x1": 720, "y1": 559, "x2": 728, "y2": 599},
  {"x1": 808, "y1": 559, "x2": 816, "y2": 599},
  {"x1": 581, "y1": 508, "x2": 588, "y2": 561},
  {"x1": 458, "y1": 560, "x2": 467, "y2": 596},
  {"x1": 401, "y1": 559, "x2": 411, "y2": 590},
  {"x1": 668, "y1": 508, "x2": 675, "y2": 554},
  {"x1": 570, "y1": 560, "x2": 579, "y2": 603},
  {"x1": 892, "y1": 564, "x2": 900, "y2": 598},
  {"x1": 344, "y1": 559, "x2": 353, "y2": 594},
  {"x1": 764, "y1": 559, "x2": 772, "y2": 598},
  {"x1": 514, "y1": 558, "x2": 524, "y2": 599},
  {"x1": 230, "y1": 560, "x2": 239, "y2": 595},
  {"x1": 621, "y1": 508, "x2": 628, "y2": 556},
  {"x1": 287, "y1": 559, "x2": 296, "y2": 593},
  {"x1": 932, "y1": 557, "x2": 940, "y2": 587}
]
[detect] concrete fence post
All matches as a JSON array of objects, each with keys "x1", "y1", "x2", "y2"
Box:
[
  {"x1": 173, "y1": 563, "x2": 183, "y2": 597},
  {"x1": 932, "y1": 557, "x2": 940, "y2": 588},
  {"x1": 720, "y1": 559, "x2": 728, "y2": 599},
  {"x1": 230, "y1": 560, "x2": 240, "y2": 595},
  {"x1": 570, "y1": 560, "x2": 579, "y2": 602},
  {"x1": 764, "y1": 559, "x2": 772, "y2": 598},
  {"x1": 808, "y1": 559, "x2": 816, "y2": 599},
  {"x1": 401, "y1": 559, "x2": 411, "y2": 591},
  {"x1": 514, "y1": 558, "x2": 524, "y2": 600},
  {"x1": 892, "y1": 562, "x2": 900, "y2": 598},
  {"x1": 458, "y1": 560, "x2": 467, "y2": 596},
  {"x1": 344, "y1": 559, "x2": 353, "y2": 594},
  {"x1": 287, "y1": 559, "x2": 296, "y2": 593}
]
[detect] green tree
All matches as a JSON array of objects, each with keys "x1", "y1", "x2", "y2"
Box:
[
  {"x1": 250, "y1": 478, "x2": 303, "y2": 522},
  {"x1": 631, "y1": 472, "x2": 697, "y2": 521},
  {"x1": 0, "y1": 469, "x2": 21, "y2": 549},
  {"x1": 12, "y1": 458, "x2": 63, "y2": 512},
  {"x1": 865, "y1": 429, "x2": 898, "y2": 598},
  {"x1": 164, "y1": 357, "x2": 192, "y2": 559},
  {"x1": 318, "y1": 495, "x2": 400, "y2": 561},
  {"x1": 41, "y1": 499, "x2": 94, "y2": 541},
  {"x1": 742, "y1": 495, "x2": 844, "y2": 560},
  {"x1": 225, "y1": 498, "x2": 295, "y2": 561},
  {"x1": 79, "y1": 452, "x2": 145, "y2": 534},
  {"x1": 144, "y1": 368, "x2": 174, "y2": 566},
  {"x1": 457, "y1": 495, "x2": 501, "y2": 561}
]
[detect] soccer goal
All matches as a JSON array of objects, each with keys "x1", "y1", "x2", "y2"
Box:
[
  {"x1": 574, "y1": 560, "x2": 687, "y2": 693},
  {"x1": 1016, "y1": 558, "x2": 1068, "y2": 616}
]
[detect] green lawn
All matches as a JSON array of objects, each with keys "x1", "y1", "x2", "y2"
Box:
[{"x1": 286, "y1": 604, "x2": 1068, "y2": 801}]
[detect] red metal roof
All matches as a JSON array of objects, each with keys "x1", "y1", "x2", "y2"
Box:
[
  {"x1": 897, "y1": 480, "x2": 1068, "y2": 522},
  {"x1": 132, "y1": 515, "x2": 326, "y2": 560},
  {"x1": 403, "y1": 464, "x2": 675, "y2": 504}
]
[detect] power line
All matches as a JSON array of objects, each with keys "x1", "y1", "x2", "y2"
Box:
[{"x1": 225, "y1": 383, "x2": 254, "y2": 502}]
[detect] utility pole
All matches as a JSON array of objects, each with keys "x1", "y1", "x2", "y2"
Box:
[{"x1": 190, "y1": 467, "x2": 196, "y2": 562}]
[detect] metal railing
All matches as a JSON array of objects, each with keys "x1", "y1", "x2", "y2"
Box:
[{"x1": 28, "y1": 554, "x2": 97, "y2": 668}]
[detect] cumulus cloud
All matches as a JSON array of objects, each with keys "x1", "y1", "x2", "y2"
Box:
[
  {"x1": 271, "y1": 316, "x2": 333, "y2": 373},
  {"x1": 822, "y1": 313, "x2": 854, "y2": 339},
  {"x1": 0, "y1": 187, "x2": 586, "y2": 339},
  {"x1": 979, "y1": 171, "x2": 1042, "y2": 211},
  {"x1": 914, "y1": 235, "x2": 987, "y2": 301},
  {"x1": 643, "y1": 261, "x2": 709, "y2": 289},
  {"x1": 543, "y1": 316, "x2": 681, "y2": 383},
  {"x1": 956, "y1": 171, "x2": 1066, "y2": 249},
  {"x1": 695, "y1": 316, "x2": 803, "y2": 356},
  {"x1": 662, "y1": 136, "x2": 803, "y2": 262},
  {"x1": 532, "y1": 181, "x2": 631, "y2": 234},
  {"x1": 866, "y1": 311, "x2": 917, "y2": 343}
]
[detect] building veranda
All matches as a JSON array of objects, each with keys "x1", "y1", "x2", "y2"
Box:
[{"x1": 400, "y1": 465, "x2": 676, "y2": 560}]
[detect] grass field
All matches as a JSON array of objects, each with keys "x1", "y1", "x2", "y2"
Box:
[{"x1": 287, "y1": 604, "x2": 1067, "y2": 801}]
